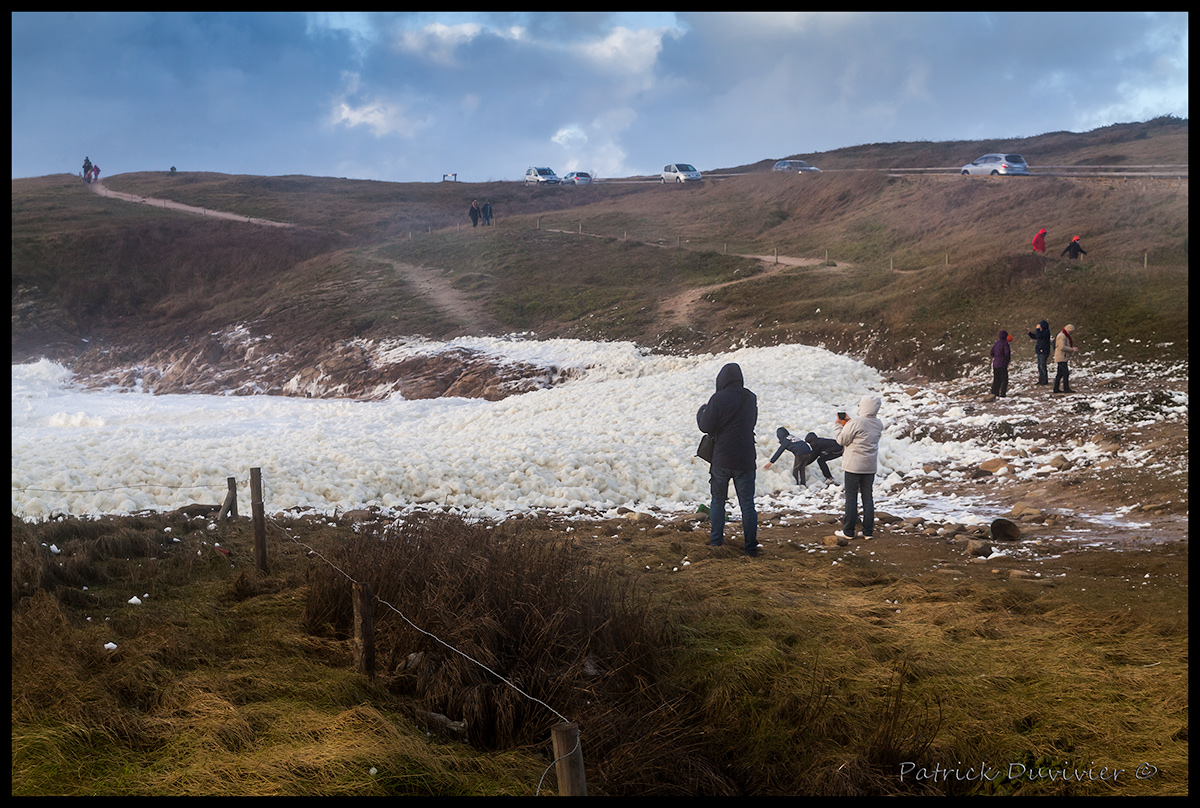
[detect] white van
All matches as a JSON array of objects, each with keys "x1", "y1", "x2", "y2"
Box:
[
  {"x1": 524, "y1": 167, "x2": 561, "y2": 185},
  {"x1": 661, "y1": 163, "x2": 702, "y2": 183}
]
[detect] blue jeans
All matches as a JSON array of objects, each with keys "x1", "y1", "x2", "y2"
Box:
[
  {"x1": 843, "y1": 472, "x2": 875, "y2": 537},
  {"x1": 709, "y1": 465, "x2": 757, "y2": 553}
]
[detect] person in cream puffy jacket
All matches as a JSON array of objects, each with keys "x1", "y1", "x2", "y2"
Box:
[{"x1": 834, "y1": 395, "x2": 883, "y2": 539}]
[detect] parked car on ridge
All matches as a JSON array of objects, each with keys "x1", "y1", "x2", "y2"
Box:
[
  {"x1": 960, "y1": 153, "x2": 1029, "y2": 176},
  {"x1": 524, "y1": 167, "x2": 561, "y2": 185},
  {"x1": 661, "y1": 163, "x2": 702, "y2": 183},
  {"x1": 772, "y1": 159, "x2": 821, "y2": 173},
  {"x1": 562, "y1": 171, "x2": 593, "y2": 185}
]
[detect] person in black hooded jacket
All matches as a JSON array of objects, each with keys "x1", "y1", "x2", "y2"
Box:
[
  {"x1": 1027, "y1": 319, "x2": 1052, "y2": 385},
  {"x1": 697, "y1": 362, "x2": 759, "y2": 556},
  {"x1": 804, "y1": 432, "x2": 843, "y2": 483},
  {"x1": 764, "y1": 427, "x2": 812, "y2": 485},
  {"x1": 1061, "y1": 236, "x2": 1087, "y2": 260}
]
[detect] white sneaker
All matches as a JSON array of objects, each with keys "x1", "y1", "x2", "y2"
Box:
[{"x1": 834, "y1": 529, "x2": 854, "y2": 540}]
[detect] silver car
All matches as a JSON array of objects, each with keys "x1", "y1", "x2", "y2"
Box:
[
  {"x1": 960, "y1": 153, "x2": 1029, "y2": 176},
  {"x1": 662, "y1": 163, "x2": 702, "y2": 183},
  {"x1": 524, "y1": 167, "x2": 560, "y2": 185},
  {"x1": 772, "y1": 159, "x2": 821, "y2": 173},
  {"x1": 562, "y1": 171, "x2": 593, "y2": 185}
]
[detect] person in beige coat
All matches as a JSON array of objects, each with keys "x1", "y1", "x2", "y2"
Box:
[
  {"x1": 833, "y1": 395, "x2": 883, "y2": 539},
  {"x1": 1053, "y1": 324, "x2": 1078, "y2": 394}
]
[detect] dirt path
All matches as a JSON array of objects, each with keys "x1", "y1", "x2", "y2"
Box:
[
  {"x1": 85, "y1": 178, "x2": 500, "y2": 335},
  {"x1": 368, "y1": 248, "x2": 503, "y2": 337},
  {"x1": 654, "y1": 254, "x2": 833, "y2": 332},
  {"x1": 87, "y1": 180, "x2": 294, "y2": 228}
]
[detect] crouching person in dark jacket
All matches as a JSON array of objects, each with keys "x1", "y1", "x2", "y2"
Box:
[
  {"x1": 764, "y1": 428, "x2": 812, "y2": 485},
  {"x1": 697, "y1": 362, "x2": 759, "y2": 556},
  {"x1": 804, "y1": 432, "x2": 844, "y2": 483}
]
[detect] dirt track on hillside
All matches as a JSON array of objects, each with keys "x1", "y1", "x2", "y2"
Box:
[
  {"x1": 368, "y1": 248, "x2": 502, "y2": 337},
  {"x1": 653, "y1": 254, "x2": 840, "y2": 332},
  {"x1": 88, "y1": 180, "x2": 294, "y2": 228}
]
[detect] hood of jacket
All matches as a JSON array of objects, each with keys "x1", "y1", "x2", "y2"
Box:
[
  {"x1": 1039, "y1": 319, "x2": 1049, "y2": 331},
  {"x1": 777, "y1": 427, "x2": 791, "y2": 442},
  {"x1": 857, "y1": 395, "x2": 881, "y2": 418},
  {"x1": 997, "y1": 330, "x2": 1009, "y2": 341},
  {"x1": 715, "y1": 362, "x2": 744, "y2": 393}
]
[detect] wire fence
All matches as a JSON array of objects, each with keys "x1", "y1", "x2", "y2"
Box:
[{"x1": 13, "y1": 466, "x2": 586, "y2": 795}]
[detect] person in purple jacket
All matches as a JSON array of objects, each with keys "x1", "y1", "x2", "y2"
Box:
[{"x1": 990, "y1": 330, "x2": 1013, "y2": 398}]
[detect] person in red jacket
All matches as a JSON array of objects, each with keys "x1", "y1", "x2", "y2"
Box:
[{"x1": 1032, "y1": 228, "x2": 1047, "y2": 254}]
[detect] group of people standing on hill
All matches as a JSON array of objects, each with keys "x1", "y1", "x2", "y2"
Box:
[
  {"x1": 990, "y1": 320, "x2": 1079, "y2": 397},
  {"x1": 697, "y1": 362, "x2": 884, "y2": 557},
  {"x1": 81, "y1": 156, "x2": 100, "y2": 184},
  {"x1": 468, "y1": 199, "x2": 494, "y2": 227},
  {"x1": 1032, "y1": 228, "x2": 1087, "y2": 260}
]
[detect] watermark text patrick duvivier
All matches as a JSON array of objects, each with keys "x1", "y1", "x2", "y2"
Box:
[{"x1": 899, "y1": 760, "x2": 1159, "y2": 785}]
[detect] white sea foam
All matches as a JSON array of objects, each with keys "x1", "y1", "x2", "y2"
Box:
[{"x1": 10, "y1": 340, "x2": 1187, "y2": 526}]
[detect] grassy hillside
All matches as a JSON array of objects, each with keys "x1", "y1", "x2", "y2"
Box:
[
  {"x1": 732, "y1": 115, "x2": 1190, "y2": 171},
  {"x1": 11, "y1": 119, "x2": 1189, "y2": 378}
]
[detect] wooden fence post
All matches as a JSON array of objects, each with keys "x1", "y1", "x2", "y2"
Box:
[
  {"x1": 219, "y1": 477, "x2": 238, "y2": 521},
  {"x1": 551, "y1": 722, "x2": 587, "y2": 796},
  {"x1": 251, "y1": 467, "x2": 267, "y2": 574},
  {"x1": 353, "y1": 581, "x2": 376, "y2": 680}
]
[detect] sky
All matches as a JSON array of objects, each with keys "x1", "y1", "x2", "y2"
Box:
[{"x1": 10, "y1": 11, "x2": 1190, "y2": 183}]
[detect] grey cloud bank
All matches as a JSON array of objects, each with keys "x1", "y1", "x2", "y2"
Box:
[{"x1": 11, "y1": 12, "x2": 1189, "y2": 183}]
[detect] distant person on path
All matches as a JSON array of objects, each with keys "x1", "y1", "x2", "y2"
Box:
[
  {"x1": 1032, "y1": 228, "x2": 1047, "y2": 254},
  {"x1": 91, "y1": 164, "x2": 100, "y2": 183},
  {"x1": 834, "y1": 396, "x2": 883, "y2": 540},
  {"x1": 1052, "y1": 324, "x2": 1078, "y2": 394},
  {"x1": 1061, "y1": 236, "x2": 1087, "y2": 260},
  {"x1": 1027, "y1": 319, "x2": 1052, "y2": 385},
  {"x1": 763, "y1": 428, "x2": 813, "y2": 486},
  {"x1": 481, "y1": 200, "x2": 493, "y2": 226},
  {"x1": 990, "y1": 330, "x2": 1013, "y2": 398},
  {"x1": 469, "y1": 200, "x2": 481, "y2": 227},
  {"x1": 82, "y1": 157, "x2": 92, "y2": 183},
  {"x1": 697, "y1": 362, "x2": 759, "y2": 556}
]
